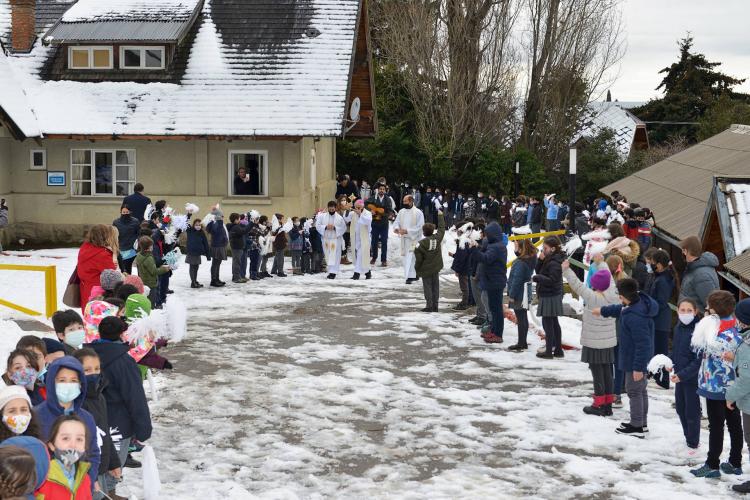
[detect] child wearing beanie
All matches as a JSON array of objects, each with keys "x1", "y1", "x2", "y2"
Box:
[
  {"x1": 728, "y1": 298, "x2": 750, "y2": 493},
  {"x1": 563, "y1": 261, "x2": 619, "y2": 416},
  {"x1": 99, "y1": 269, "x2": 124, "y2": 293},
  {"x1": 122, "y1": 274, "x2": 145, "y2": 295},
  {"x1": 594, "y1": 278, "x2": 657, "y2": 438}
]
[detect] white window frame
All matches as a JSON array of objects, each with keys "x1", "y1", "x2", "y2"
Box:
[
  {"x1": 68, "y1": 46, "x2": 113, "y2": 69},
  {"x1": 70, "y1": 148, "x2": 136, "y2": 197},
  {"x1": 228, "y1": 150, "x2": 269, "y2": 197},
  {"x1": 29, "y1": 149, "x2": 47, "y2": 170},
  {"x1": 119, "y1": 46, "x2": 166, "y2": 70}
]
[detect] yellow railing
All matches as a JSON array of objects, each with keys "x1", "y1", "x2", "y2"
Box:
[
  {"x1": 506, "y1": 230, "x2": 566, "y2": 268},
  {"x1": 0, "y1": 264, "x2": 57, "y2": 318}
]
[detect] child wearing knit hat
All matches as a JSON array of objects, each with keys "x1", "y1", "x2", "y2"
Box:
[
  {"x1": 0, "y1": 385, "x2": 40, "y2": 442},
  {"x1": 563, "y1": 261, "x2": 619, "y2": 416}
]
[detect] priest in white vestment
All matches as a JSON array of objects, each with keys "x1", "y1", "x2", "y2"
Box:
[
  {"x1": 394, "y1": 194, "x2": 425, "y2": 283},
  {"x1": 316, "y1": 200, "x2": 348, "y2": 279},
  {"x1": 350, "y1": 199, "x2": 373, "y2": 280}
]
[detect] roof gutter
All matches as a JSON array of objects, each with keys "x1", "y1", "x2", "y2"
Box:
[
  {"x1": 651, "y1": 226, "x2": 682, "y2": 248},
  {"x1": 718, "y1": 271, "x2": 750, "y2": 296},
  {"x1": 0, "y1": 106, "x2": 28, "y2": 140}
]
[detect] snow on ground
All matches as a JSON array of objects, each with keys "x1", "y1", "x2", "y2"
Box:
[{"x1": 0, "y1": 248, "x2": 745, "y2": 499}]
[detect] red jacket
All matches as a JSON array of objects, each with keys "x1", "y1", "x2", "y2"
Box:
[
  {"x1": 36, "y1": 459, "x2": 92, "y2": 500},
  {"x1": 77, "y1": 242, "x2": 117, "y2": 310}
]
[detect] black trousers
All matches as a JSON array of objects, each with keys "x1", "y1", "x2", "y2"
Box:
[
  {"x1": 211, "y1": 257, "x2": 222, "y2": 282},
  {"x1": 118, "y1": 255, "x2": 135, "y2": 274},
  {"x1": 590, "y1": 363, "x2": 614, "y2": 396},
  {"x1": 542, "y1": 316, "x2": 562, "y2": 354},
  {"x1": 189, "y1": 264, "x2": 199, "y2": 283},
  {"x1": 514, "y1": 308, "x2": 528, "y2": 346},
  {"x1": 706, "y1": 398, "x2": 743, "y2": 469}
]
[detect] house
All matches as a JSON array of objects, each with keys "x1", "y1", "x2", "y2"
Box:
[
  {"x1": 602, "y1": 124, "x2": 750, "y2": 297},
  {"x1": 572, "y1": 101, "x2": 649, "y2": 157},
  {"x1": 0, "y1": 0, "x2": 376, "y2": 246}
]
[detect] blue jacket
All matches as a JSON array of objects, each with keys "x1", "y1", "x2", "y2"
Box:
[
  {"x1": 507, "y1": 256, "x2": 536, "y2": 301},
  {"x1": 122, "y1": 192, "x2": 151, "y2": 221},
  {"x1": 645, "y1": 270, "x2": 674, "y2": 331},
  {"x1": 544, "y1": 198, "x2": 559, "y2": 221},
  {"x1": 34, "y1": 356, "x2": 101, "y2": 485},
  {"x1": 206, "y1": 220, "x2": 228, "y2": 248},
  {"x1": 601, "y1": 292, "x2": 658, "y2": 373},
  {"x1": 696, "y1": 318, "x2": 742, "y2": 399},
  {"x1": 87, "y1": 340, "x2": 152, "y2": 442},
  {"x1": 0, "y1": 436, "x2": 50, "y2": 498},
  {"x1": 289, "y1": 226, "x2": 303, "y2": 251},
  {"x1": 450, "y1": 245, "x2": 471, "y2": 275},
  {"x1": 670, "y1": 317, "x2": 701, "y2": 384},
  {"x1": 475, "y1": 223, "x2": 508, "y2": 291},
  {"x1": 310, "y1": 227, "x2": 323, "y2": 253},
  {"x1": 186, "y1": 226, "x2": 210, "y2": 257}
]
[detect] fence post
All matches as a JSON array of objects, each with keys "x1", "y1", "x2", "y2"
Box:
[{"x1": 45, "y1": 266, "x2": 57, "y2": 318}]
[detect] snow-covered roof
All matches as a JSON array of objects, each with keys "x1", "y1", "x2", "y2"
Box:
[
  {"x1": 573, "y1": 101, "x2": 645, "y2": 157},
  {"x1": 0, "y1": 50, "x2": 41, "y2": 138},
  {"x1": 0, "y1": 0, "x2": 365, "y2": 138},
  {"x1": 61, "y1": 0, "x2": 201, "y2": 23},
  {"x1": 725, "y1": 183, "x2": 750, "y2": 257}
]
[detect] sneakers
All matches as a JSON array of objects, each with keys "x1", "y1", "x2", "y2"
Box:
[
  {"x1": 690, "y1": 464, "x2": 721, "y2": 478},
  {"x1": 124, "y1": 454, "x2": 142, "y2": 468},
  {"x1": 536, "y1": 352, "x2": 553, "y2": 359},
  {"x1": 732, "y1": 480, "x2": 750, "y2": 493},
  {"x1": 483, "y1": 333, "x2": 503, "y2": 344},
  {"x1": 685, "y1": 446, "x2": 700, "y2": 461},
  {"x1": 507, "y1": 343, "x2": 528, "y2": 352},
  {"x1": 612, "y1": 396, "x2": 623, "y2": 408},
  {"x1": 720, "y1": 462, "x2": 743, "y2": 475},
  {"x1": 615, "y1": 423, "x2": 645, "y2": 438},
  {"x1": 619, "y1": 422, "x2": 649, "y2": 434}
]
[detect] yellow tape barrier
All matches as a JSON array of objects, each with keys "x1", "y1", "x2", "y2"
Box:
[
  {"x1": 505, "y1": 230, "x2": 566, "y2": 268},
  {"x1": 0, "y1": 264, "x2": 57, "y2": 318}
]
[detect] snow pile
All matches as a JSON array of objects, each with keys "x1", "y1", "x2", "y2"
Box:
[
  {"x1": 0, "y1": 51, "x2": 41, "y2": 137},
  {"x1": 727, "y1": 183, "x2": 750, "y2": 256}
]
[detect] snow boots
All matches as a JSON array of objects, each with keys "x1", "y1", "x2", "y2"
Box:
[
  {"x1": 507, "y1": 343, "x2": 528, "y2": 352},
  {"x1": 583, "y1": 395, "x2": 613, "y2": 417}
]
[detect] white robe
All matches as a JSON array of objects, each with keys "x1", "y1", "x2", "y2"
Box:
[
  {"x1": 315, "y1": 211, "x2": 347, "y2": 274},
  {"x1": 394, "y1": 206, "x2": 424, "y2": 279},
  {"x1": 351, "y1": 209, "x2": 373, "y2": 274}
]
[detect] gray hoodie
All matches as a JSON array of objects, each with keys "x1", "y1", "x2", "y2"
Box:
[{"x1": 678, "y1": 252, "x2": 720, "y2": 313}]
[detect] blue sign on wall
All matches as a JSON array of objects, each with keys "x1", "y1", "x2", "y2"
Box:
[{"x1": 47, "y1": 171, "x2": 65, "y2": 186}]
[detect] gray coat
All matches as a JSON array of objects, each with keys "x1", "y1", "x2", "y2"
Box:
[
  {"x1": 0, "y1": 206, "x2": 7, "y2": 228},
  {"x1": 564, "y1": 267, "x2": 619, "y2": 349},
  {"x1": 678, "y1": 252, "x2": 720, "y2": 312},
  {"x1": 726, "y1": 330, "x2": 750, "y2": 413}
]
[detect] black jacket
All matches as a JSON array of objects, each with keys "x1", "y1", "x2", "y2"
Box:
[
  {"x1": 533, "y1": 251, "x2": 564, "y2": 297},
  {"x1": 87, "y1": 341, "x2": 152, "y2": 442},
  {"x1": 227, "y1": 223, "x2": 249, "y2": 250},
  {"x1": 310, "y1": 227, "x2": 323, "y2": 253},
  {"x1": 122, "y1": 192, "x2": 151, "y2": 222},
  {"x1": 186, "y1": 226, "x2": 210, "y2": 257},
  {"x1": 113, "y1": 215, "x2": 141, "y2": 252},
  {"x1": 529, "y1": 203, "x2": 543, "y2": 225},
  {"x1": 486, "y1": 199, "x2": 500, "y2": 220},
  {"x1": 81, "y1": 376, "x2": 121, "y2": 472},
  {"x1": 451, "y1": 245, "x2": 471, "y2": 275}
]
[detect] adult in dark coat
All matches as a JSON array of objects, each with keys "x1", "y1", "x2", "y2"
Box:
[
  {"x1": 335, "y1": 175, "x2": 359, "y2": 200},
  {"x1": 113, "y1": 205, "x2": 141, "y2": 274},
  {"x1": 233, "y1": 166, "x2": 256, "y2": 195},
  {"x1": 367, "y1": 184, "x2": 395, "y2": 266},
  {"x1": 474, "y1": 223, "x2": 508, "y2": 341},
  {"x1": 122, "y1": 183, "x2": 151, "y2": 222},
  {"x1": 499, "y1": 196, "x2": 513, "y2": 234},
  {"x1": 486, "y1": 195, "x2": 500, "y2": 223}
]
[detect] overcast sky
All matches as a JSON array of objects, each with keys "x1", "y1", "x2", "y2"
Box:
[{"x1": 607, "y1": 0, "x2": 750, "y2": 102}]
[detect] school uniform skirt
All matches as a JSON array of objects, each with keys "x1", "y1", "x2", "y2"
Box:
[
  {"x1": 581, "y1": 346, "x2": 615, "y2": 364},
  {"x1": 185, "y1": 254, "x2": 202, "y2": 265},
  {"x1": 210, "y1": 246, "x2": 227, "y2": 261},
  {"x1": 536, "y1": 294, "x2": 563, "y2": 317}
]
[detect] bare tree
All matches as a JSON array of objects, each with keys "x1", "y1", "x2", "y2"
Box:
[
  {"x1": 375, "y1": 0, "x2": 519, "y2": 175},
  {"x1": 520, "y1": 0, "x2": 625, "y2": 168}
]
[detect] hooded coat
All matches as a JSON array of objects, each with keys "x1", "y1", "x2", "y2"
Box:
[
  {"x1": 34, "y1": 356, "x2": 100, "y2": 485},
  {"x1": 475, "y1": 222, "x2": 508, "y2": 291},
  {"x1": 645, "y1": 269, "x2": 675, "y2": 331},
  {"x1": 0, "y1": 436, "x2": 50, "y2": 500},
  {"x1": 600, "y1": 292, "x2": 658, "y2": 373},
  {"x1": 76, "y1": 242, "x2": 117, "y2": 310},
  {"x1": 112, "y1": 214, "x2": 141, "y2": 252},
  {"x1": 563, "y1": 268, "x2": 619, "y2": 349},
  {"x1": 605, "y1": 237, "x2": 640, "y2": 276},
  {"x1": 414, "y1": 213, "x2": 446, "y2": 278},
  {"x1": 726, "y1": 328, "x2": 750, "y2": 412},
  {"x1": 87, "y1": 340, "x2": 152, "y2": 442},
  {"x1": 533, "y1": 251, "x2": 565, "y2": 297},
  {"x1": 670, "y1": 316, "x2": 701, "y2": 384},
  {"x1": 678, "y1": 252, "x2": 720, "y2": 312},
  {"x1": 80, "y1": 375, "x2": 121, "y2": 473}
]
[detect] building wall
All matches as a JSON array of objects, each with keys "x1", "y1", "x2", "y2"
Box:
[{"x1": 0, "y1": 124, "x2": 337, "y2": 246}]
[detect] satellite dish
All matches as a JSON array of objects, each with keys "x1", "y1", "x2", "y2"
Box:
[{"x1": 349, "y1": 97, "x2": 361, "y2": 122}]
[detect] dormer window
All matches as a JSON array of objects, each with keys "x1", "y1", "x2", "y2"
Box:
[
  {"x1": 68, "y1": 46, "x2": 113, "y2": 69},
  {"x1": 120, "y1": 46, "x2": 165, "y2": 70}
]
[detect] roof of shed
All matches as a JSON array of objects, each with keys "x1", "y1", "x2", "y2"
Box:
[{"x1": 602, "y1": 124, "x2": 750, "y2": 241}]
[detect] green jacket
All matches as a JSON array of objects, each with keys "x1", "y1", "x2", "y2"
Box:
[
  {"x1": 415, "y1": 213, "x2": 445, "y2": 278},
  {"x1": 726, "y1": 328, "x2": 750, "y2": 413},
  {"x1": 134, "y1": 251, "x2": 168, "y2": 288}
]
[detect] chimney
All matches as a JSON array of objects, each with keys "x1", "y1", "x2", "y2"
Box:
[{"x1": 10, "y1": 0, "x2": 36, "y2": 53}]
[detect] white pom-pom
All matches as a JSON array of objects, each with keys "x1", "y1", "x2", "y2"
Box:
[
  {"x1": 582, "y1": 229, "x2": 611, "y2": 241},
  {"x1": 201, "y1": 213, "x2": 215, "y2": 226},
  {"x1": 271, "y1": 216, "x2": 281, "y2": 232},
  {"x1": 691, "y1": 315, "x2": 723, "y2": 354},
  {"x1": 647, "y1": 354, "x2": 674, "y2": 374},
  {"x1": 248, "y1": 209, "x2": 260, "y2": 220},
  {"x1": 458, "y1": 222, "x2": 473, "y2": 234},
  {"x1": 281, "y1": 218, "x2": 294, "y2": 233},
  {"x1": 144, "y1": 204, "x2": 155, "y2": 221},
  {"x1": 171, "y1": 213, "x2": 189, "y2": 232},
  {"x1": 164, "y1": 295, "x2": 188, "y2": 343},
  {"x1": 125, "y1": 313, "x2": 166, "y2": 344},
  {"x1": 184, "y1": 203, "x2": 200, "y2": 214},
  {"x1": 303, "y1": 219, "x2": 312, "y2": 231},
  {"x1": 142, "y1": 445, "x2": 162, "y2": 500},
  {"x1": 512, "y1": 225, "x2": 531, "y2": 235},
  {"x1": 564, "y1": 235, "x2": 582, "y2": 255}
]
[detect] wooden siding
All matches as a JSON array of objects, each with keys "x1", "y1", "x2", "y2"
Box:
[{"x1": 345, "y1": 0, "x2": 376, "y2": 138}]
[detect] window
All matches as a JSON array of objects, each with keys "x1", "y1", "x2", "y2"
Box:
[
  {"x1": 68, "y1": 46, "x2": 113, "y2": 69},
  {"x1": 30, "y1": 149, "x2": 46, "y2": 170},
  {"x1": 71, "y1": 149, "x2": 135, "y2": 196},
  {"x1": 229, "y1": 151, "x2": 267, "y2": 196},
  {"x1": 120, "y1": 46, "x2": 165, "y2": 69}
]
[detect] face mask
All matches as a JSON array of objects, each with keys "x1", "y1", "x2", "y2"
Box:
[
  {"x1": 2, "y1": 414, "x2": 31, "y2": 435},
  {"x1": 678, "y1": 313, "x2": 695, "y2": 325},
  {"x1": 85, "y1": 374, "x2": 100, "y2": 392},
  {"x1": 53, "y1": 448, "x2": 83, "y2": 469},
  {"x1": 55, "y1": 382, "x2": 81, "y2": 404},
  {"x1": 328, "y1": 210, "x2": 335, "y2": 215},
  {"x1": 64, "y1": 329, "x2": 86, "y2": 349},
  {"x1": 294, "y1": 222, "x2": 300, "y2": 227},
  {"x1": 37, "y1": 365, "x2": 48, "y2": 382},
  {"x1": 404, "y1": 203, "x2": 413, "y2": 209},
  {"x1": 10, "y1": 367, "x2": 37, "y2": 388},
  {"x1": 645, "y1": 263, "x2": 653, "y2": 274},
  {"x1": 120, "y1": 213, "x2": 130, "y2": 219}
]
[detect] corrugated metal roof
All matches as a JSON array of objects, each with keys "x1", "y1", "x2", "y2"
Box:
[
  {"x1": 45, "y1": 21, "x2": 189, "y2": 42},
  {"x1": 724, "y1": 251, "x2": 750, "y2": 283},
  {"x1": 602, "y1": 124, "x2": 750, "y2": 241}
]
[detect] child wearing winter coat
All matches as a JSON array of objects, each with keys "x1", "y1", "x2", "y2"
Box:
[
  {"x1": 564, "y1": 264, "x2": 619, "y2": 416},
  {"x1": 245, "y1": 214, "x2": 264, "y2": 281},
  {"x1": 669, "y1": 298, "x2": 702, "y2": 458},
  {"x1": 414, "y1": 212, "x2": 446, "y2": 313},
  {"x1": 185, "y1": 218, "x2": 210, "y2": 288},
  {"x1": 449, "y1": 224, "x2": 471, "y2": 311},
  {"x1": 726, "y1": 298, "x2": 750, "y2": 493},
  {"x1": 205, "y1": 206, "x2": 228, "y2": 287},
  {"x1": 270, "y1": 214, "x2": 288, "y2": 277},
  {"x1": 645, "y1": 248, "x2": 676, "y2": 388},
  {"x1": 690, "y1": 290, "x2": 743, "y2": 478},
  {"x1": 473, "y1": 222, "x2": 508, "y2": 343},
  {"x1": 73, "y1": 348, "x2": 122, "y2": 500},
  {"x1": 310, "y1": 215, "x2": 324, "y2": 274},
  {"x1": 134, "y1": 236, "x2": 170, "y2": 308},
  {"x1": 300, "y1": 217, "x2": 313, "y2": 274},
  {"x1": 289, "y1": 217, "x2": 304, "y2": 275},
  {"x1": 37, "y1": 414, "x2": 93, "y2": 500},
  {"x1": 506, "y1": 239, "x2": 537, "y2": 352},
  {"x1": 595, "y1": 278, "x2": 657, "y2": 438},
  {"x1": 227, "y1": 213, "x2": 250, "y2": 283},
  {"x1": 534, "y1": 236, "x2": 565, "y2": 358}
]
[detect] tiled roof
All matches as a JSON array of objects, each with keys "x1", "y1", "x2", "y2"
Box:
[
  {"x1": 0, "y1": 0, "x2": 363, "y2": 138},
  {"x1": 61, "y1": 0, "x2": 202, "y2": 23},
  {"x1": 724, "y1": 251, "x2": 750, "y2": 285},
  {"x1": 573, "y1": 102, "x2": 644, "y2": 157}
]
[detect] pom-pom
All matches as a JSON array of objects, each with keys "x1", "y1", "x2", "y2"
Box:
[
  {"x1": 163, "y1": 248, "x2": 182, "y2": 270},
  {"x1": 281, "y1": 218, "x2": 294, "y2": 233},
  {"x1": 201, "y1": 213, "x2": 216, "y2": 226},
  {"x1": 271, "y1": 216, "x2": 281, "y2": 232},
  {"x1": 691, "y1": 315, "x2": 723, "y2": 354},
  {"x1": 647, "y1": 354, "x2": 673, "y2": 374},
  {"x1": 581, "y1": 229, "x2": 611, "y2": 241},
  {"x1": 512, "y1": 225, "x2": 531, "y2": 235},
  {"x1": 248, "y1": 209, "x2": 260, "y2": 220},
  {"x1": 171, "y1": 213, "x2": 189, "y2": 232},
  {"x1": 303, "y1": 219, "x2": 313, "y2": 231},
  {"x1": 184, "y1": 202, "x2": 200, "y2": 214},
  {"x1": 144, "y1": 203, "x2": 155, "y2": 222},
  {"x1": 564, "y1": 235, "x2": 582, "y2": 255},
  {"x1": 142, "y1": 445, "x2": 162, "y2": 500},
  {"x1": 164, "y1": 295, "x2": 188, "y2": 343}
]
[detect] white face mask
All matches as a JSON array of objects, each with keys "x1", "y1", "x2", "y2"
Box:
[
  {"x1": 2, "y1": 413, "x2": 31, "y2": 435},
  {"x1": 678, "y1": 313, "x2": 695, "y2": 325}
]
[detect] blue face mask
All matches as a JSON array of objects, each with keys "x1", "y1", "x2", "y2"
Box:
[
  {"x1": 64, "y1": 329, "x2": 86, "y2": 349},
  {"x1": 85, "y1": 374, "x2": 100, "y2": 391},
  {"x1": 37, "y1": 365, "x2": 48, "y2": 382},
  {"x1": 55, "y1": 382, "x2": 81, "y2": 404},
  {"x1": 646, "y1": 263, "x2": 653, "y2": 274}
]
